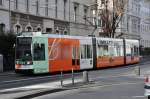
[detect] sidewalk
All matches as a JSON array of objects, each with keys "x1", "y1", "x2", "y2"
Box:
[
  {"x1": 0, "y1": 71, "x2": 15, "y2": 76},
  {"x1": 0, "y1": 61, "x2": 150, "y2": 99},
  {"x1": 0, "y1": 78, "x2": 85, "y2": 99}
]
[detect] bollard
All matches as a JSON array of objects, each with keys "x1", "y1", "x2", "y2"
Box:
[
  {"x1": 72, "y1": 68, "x2": 74, "y2": 85},
  {"x1": 83, "y1": 71, "x2": 89, "y2": 83},
  {"x1": 60, "y1": 69, "x2": 63, "y2": 86},
  {"x1": 134, "y1": 66, "x2": 140, "y2": 76}
]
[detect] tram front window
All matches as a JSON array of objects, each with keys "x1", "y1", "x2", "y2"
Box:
[{"x1": 16, "y1": 37, "x2": 32, "y2": 64}]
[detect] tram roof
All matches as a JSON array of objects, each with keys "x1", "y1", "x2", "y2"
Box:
[{"x1": 16, "y1": 32, "x2": 139, "y2": 43}]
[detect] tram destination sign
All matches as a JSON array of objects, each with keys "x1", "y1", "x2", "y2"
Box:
[{"x1": 97, "y1": 40, "x2": 122, "y2": 46}]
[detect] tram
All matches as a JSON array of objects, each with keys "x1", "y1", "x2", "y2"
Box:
[{"x1": 15, "y1": 32, "x2": 140, "y2": 74}]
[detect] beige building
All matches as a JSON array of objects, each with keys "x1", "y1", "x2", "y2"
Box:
[{"x1": 0, "y1": 0, "x2": 95, "y2": 36}]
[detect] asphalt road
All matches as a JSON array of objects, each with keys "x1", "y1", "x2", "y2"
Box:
[
  {"x1": 0, "y1": 63, "x2": 142, "y2": 90},
  {"x1": 0, "y1": 57, "x2": 150, "y2": 99},
  {"x1": 34, "y1": 76, "x2": 145, "y2": 99},
  {"x1": 0, "y1": 57, "x2": 149, "y2": 90}
]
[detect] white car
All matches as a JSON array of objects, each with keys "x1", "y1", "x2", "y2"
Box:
[{"x1": 144, "y1": 75, "x2": 150, "y2": 99}]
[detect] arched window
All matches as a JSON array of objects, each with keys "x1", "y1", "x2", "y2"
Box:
[
  {"x1": 37, "y1": 27, "x2": 42, "y2": 32},
  {"x1": 55, "y1": 27, "x2": 59, "y2": 34},
  {"x1": 64, "y1": 30, "x2": 67, "y2": 35},
  {"x1": 25, "y1": 24, "x2": 33, "y2": 32},
  {"x1": 36, "y1": 25, "x2": 42, "y2": 32},
  {"x1": 63, "y1": 28, "x2": 68, "y2": 35},
  {"x1": 14, "y1": 24, "x2": 22, "y2": 33},
  {"x1": 26, "y1": 26, "x2": 32, "y2": 32}
]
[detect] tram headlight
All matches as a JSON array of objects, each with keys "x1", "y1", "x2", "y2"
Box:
[{"x1": 27, "y1": 61, "x2": 33, "y2": 65}]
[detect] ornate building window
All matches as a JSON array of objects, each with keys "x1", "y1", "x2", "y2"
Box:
[
  {"x1": 73, "y1": 3, "x2": 79, "y2": 22},
  {"x1": 45, "y1": 0, "x2": 48, "y2": 16},
  {"x1": 0, "y1": 23, "x2": 5, "y2": 33},
  {"x1": 36, "y1": 0, "x2": 39, "y2": 15},
  {"x1": 64, "y1": 0, "x2": 67, "y2": 20},
  {"x1": 63, "y1": 28, "x2": 68, "y2": 35},
  {"x1": 36, "y1": 24, "x2": 42, "y2": 32},
  {"x1": 55, "y1": 0, "x2": 58, "y2": 18},
  {"x1": 25, "y1": 23, "x2": 33, "y2": 32},
  {"x1": 26, "y1": 0, "x2": 29, "y2": 12},
  {"x1": 55, "y1": 27, "x2": 59, "y2": 34},
  {"x1": 14, "y1": 24, "x2": 22, "y2": 33},
  {"x1": 15, "y1": 0, "x2": 18, "y2": 10},
  {"x1": 0, "y1": 0, "x2": 3, "y2": 6}
]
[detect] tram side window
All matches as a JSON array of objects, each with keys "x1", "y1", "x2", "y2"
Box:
[
  {"x1": 34, "y1": 43, "x2": 45, "y2": 61},
  {"x1": 113, "y1": 45, "x2": 122, "y2": 56},
  {"x1": 97, "y1": 45, "x2": 109, "y2": 57},
  {"x1": 81, "y1": 45, "x2": 92, "y2": 59},
  {"x1": 126, "y1": 45, "x2": 131, "y2": 56},
  {"x1": 72, "y1": 46, "x2": 76, "y2": 59},
  {"x1": 72, "y1": 46, "x2": 80, "y2": 59},
  {"x1": 87, "y1": 45, "x2": 92, "y2": 58},
  {"x1": 81, "y1": 45, "x2": 86, "y2": 59},
  {"x1": 134, "y1": 46, "x2": 139, "y2": 56},
  {"x1": 109, "y1": 46, "x2": 114, "y2": 56}
]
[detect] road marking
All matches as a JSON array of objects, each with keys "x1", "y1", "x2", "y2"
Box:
[
  {"x1": 132, "y1": 96, "x2": 145, "y2": 98},
  {"x1": 0, "y1": 75, "x2": 59, "y2": 83},
  {"x1": 0, "y1": 71, "x2": 142, "y2": 85},
  {"x1": 0, "y1": 73, "x2": 81, "y2": 84},
  {"x1": 99, "y1": 82, "x2": 143, "y2": 88},
  {"x1": 91, "y1": 73, "x2": 136, "y2": 81},
  {"x1": 0, "y1": 78, "x2": 82, "y2": 92},
  {"x1": 0, "y1": 72, "x2": 16, "y2": 76},
  {"x1": 75, "y1": 81, "x2": 144, "y2": 90}
]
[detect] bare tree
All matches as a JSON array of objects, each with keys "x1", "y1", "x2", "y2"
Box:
[{"x1": 99, "y1": 0, "x2": 128, "y2": 38}]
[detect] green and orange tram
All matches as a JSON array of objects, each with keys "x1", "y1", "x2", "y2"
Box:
[{"x1": 15, "y1": 32, "x2": 140, "y2": 74}]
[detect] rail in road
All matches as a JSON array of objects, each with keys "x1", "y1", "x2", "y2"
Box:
[
  {"x1": 0, "y1": 68, "x2": 145, "y2": 99},
  {"x1": 0, "y1": 61, "x2": 149, "y2": 89},
  {"x1": 0, "y1": 59, "x2": 150, "y2": 94}
]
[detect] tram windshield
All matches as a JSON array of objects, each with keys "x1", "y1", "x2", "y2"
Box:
[{"x1": 16, "y1": 37, "x2": 32, "y2": 62}]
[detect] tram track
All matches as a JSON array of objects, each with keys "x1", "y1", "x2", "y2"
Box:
[
  {"x1": 0, "y1": 72, "x2": 82, "y2": 90},
  {"x1": 0, "y1": 59, "x2": 149, "y2": 90}
]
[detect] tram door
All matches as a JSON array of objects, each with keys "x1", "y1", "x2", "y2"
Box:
[
  {"x1": 80, "y1": 38, "x2": 93, "y2": 70},
  {"x1": 32, "y1": 37, "x2": 49, "y2": 74}
]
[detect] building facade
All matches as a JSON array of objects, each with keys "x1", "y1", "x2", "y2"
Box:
[
  {"x1": 96, "y1": 0, "x2": 150, "y2": 48},
  {"x1": 121, "y1": 0, "x2": 141, "y2": 40},
  {"x1": 140, "y1": 0, "x2": 150, "y2": 48},
  {"x1": 0, "y1": 0, "x2": 95, "y2": 36}
]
